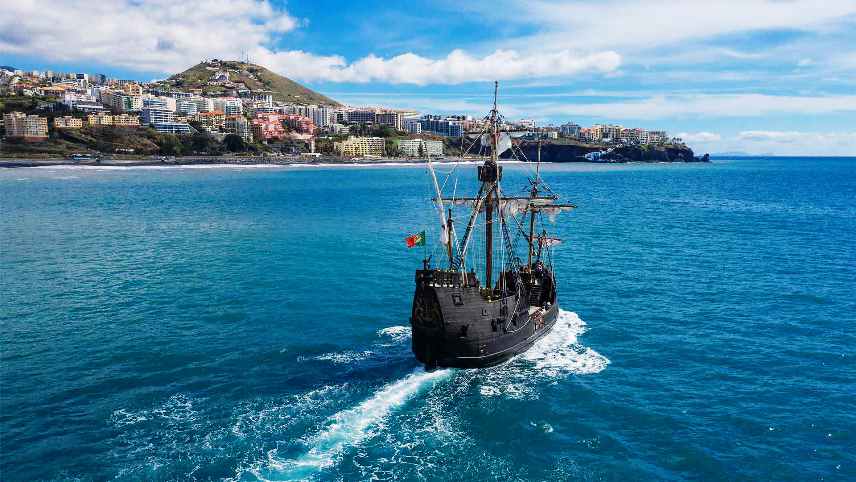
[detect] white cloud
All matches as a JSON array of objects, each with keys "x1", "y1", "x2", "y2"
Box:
[
  {"x1": 0, "y1": 0, "x2": 621, "y2": 84},
  {"x1": 254, "y1": 48, "x2": 621, "y2": 85},
  {"x1": 0, "y1": 0, "x2": 298, "y2": 73},
  {"x1": 731, "y1": 130, "x2": 856, "y2": 155},
  {"x1": 532, "y1": 94, "x2": 856, "y2": 120},
  {"x1": 678, "y1": 132, "x2": 722, "y2": 142},
  {"x1": 514, "y1": 0, "x2": 856, "y2": 52}
]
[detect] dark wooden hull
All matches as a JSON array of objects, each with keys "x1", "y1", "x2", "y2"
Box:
[{"x1": 410, "y1": 269, "x2": 559, "y2": 369}]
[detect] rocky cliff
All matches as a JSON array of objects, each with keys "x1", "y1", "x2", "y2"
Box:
[{"x1": 500, "y1": 141, "x2": 705, "y2": 163}]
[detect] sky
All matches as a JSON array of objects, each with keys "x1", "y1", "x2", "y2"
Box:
[{"x1": 2, "y1": 0, "x2": 856, "y2": 155}]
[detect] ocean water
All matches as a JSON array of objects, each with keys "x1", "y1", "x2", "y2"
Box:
[{"x1": 1, "y1": 158, "x2": 854, "y2": 481}]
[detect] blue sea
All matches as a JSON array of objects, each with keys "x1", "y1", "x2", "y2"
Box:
[{"x1": 1, "y1": 158, "x2": 854, "y2": 481}]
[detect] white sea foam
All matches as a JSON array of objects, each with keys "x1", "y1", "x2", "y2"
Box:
[
  {"x1": 476, "y1": 310, "x2": 609, "y2": 399},
  {"x1": 312, "y1": 350, "x2": 375, "y2": 364},
  {"x1": 298, "y1": 326, "x2": 411, "y2": 366},
  {"x1": 262, "y1": 369, "x2": 451, "y2": 481},
  {"x1": 377, "y1": 325, "x2": 411, "y2": 344},
  {"x1": 522, "y1": 310, "x2": 610, "y2": 377}
]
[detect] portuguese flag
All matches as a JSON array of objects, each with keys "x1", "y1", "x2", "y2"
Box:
[{"x1": 405, "y1": 231, "x2": 426, "y2": 248}]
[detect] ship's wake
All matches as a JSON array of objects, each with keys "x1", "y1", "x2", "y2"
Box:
[
  {"x1": 229, "y1": 310, "x2": 606, "y2": 480},
  {"x1": 260, "y1": 368, "x2": 451, "y2": 481},
  {"x1": 476, "y1": 310, "x2": 610, "y2": 399}
]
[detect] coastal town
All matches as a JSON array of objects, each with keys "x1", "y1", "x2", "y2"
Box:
[{"x1": 0, "y1": 60, "x2": 689, "y2": 162}]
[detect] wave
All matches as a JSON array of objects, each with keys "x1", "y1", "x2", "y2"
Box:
[
  {"x1": 261, "y1": 369, "x2": 452, "y2": 481},
  {"x1": 377, "y1": 325, "x2": 411, "y2": 344},
  {"x1": 476, "y1": 310, "x2": 609, "y2": 399},
  {"x1": 238, "y1": 311, "x2": 606, "y2": 478},
  {"x1": 297, "y1": 326, "x2": 411, "y2": 367},
  {"x1": 300, "y1": 350, "x2": 375, "y2": 364}
]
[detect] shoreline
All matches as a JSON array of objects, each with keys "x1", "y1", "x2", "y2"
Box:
[
  {"x1": 0, "y1": 156, "x2": 710, "y2": 169},
  {"x1": 0, "y1": 157, "x2": 531, "y2": 169}
]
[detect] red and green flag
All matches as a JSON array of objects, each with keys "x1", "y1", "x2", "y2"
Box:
[{"x1": 405, "y1": 231, "x2": 426, "y2": 248}]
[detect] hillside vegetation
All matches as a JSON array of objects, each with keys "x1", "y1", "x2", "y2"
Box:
[{"x1": 162, "y1": 60, "x2": 340, "y2": 105}]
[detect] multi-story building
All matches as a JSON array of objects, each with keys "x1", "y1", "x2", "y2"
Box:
[
  {"x1": 141, "y1": 107, "x2": 175, "y2": 125},
  {"x1": 403, "y1": 118, "x2": 422, "y2": 134},
  {"x1": 251, "y1": 113, "x2": 286, "y2": 142},
  {"x1": 87, "y1": 113, "x2": 114, "y2": 126},
  {"x1": 334, "y1": 136, "x2": 385, "y2": 157},
  {"x1": 53, "y1": 116, "x2": 83, "y2": 129},
  {"x1": 151, "y1": 122, "x2": 191, "y2": 134},
  {"x1": 648, "y1": 130, "x2": 667, "y2": 144},
  {"x1": 224, "y1": 115, "x2": 252, "y2": 142},
  {"x1": 102, "y1": 91, "x2": 143, "y2": 112},
  {"x1": 214, "y1": 97, "x2": 242, "y2": 116},
  {"x1": 144, "y1": 96, "x2": 177, "y2": 111},
  {"x1": 398, "y1": 139, "x2": 443, "y2": 157},
  {"x1": 333, "y1": 109, "x2": 348, "y2": 124},
  {"x1": 150, "y1": 88, "x2": 192, "y2": 99},
  {"x1": 284, "y1": 114, "x2": 315, "y2": 134},
  {"x1": 113, "y1": 114, "x2": 140, "y2": 127},
  {"x1": 252, "y1": 93, "x2": 273, "y2": 107},
  {"x1": 194, "y1": 111, "x2": 226, "y2": 130},
  {"x1": 122, "y1": 83, "x2": 143, "y2": 95},
  {"x1": 3, "y1": 112, "x2": 48, "y2": 140},
  {"x1": 420, "y1": 116, "x2": 463, "y2": 137},
  {"x1": 176, "y1": 99, "x2": 198, "y2": 116},
  {"x1": 559, "y1": 123, "x2": 581, "y2": 138},
  {"x1": 346, "y1": 109, "x2": 377, "y2": 124},
  {"x1": 304, "y1": 105, "x2": 333, "y2": 128},
  {"x1": 376, "y1": 111, "x2": 402, "y2": 131},
  {"x1": 190, "y1": 96, "x2": 214, "y2": 113}
]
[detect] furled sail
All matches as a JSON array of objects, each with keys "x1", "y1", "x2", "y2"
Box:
[
  {"x1": 528, "y1": 235, "x2": 562, "y2": 247},
  {"x1": 481, "y1": 132, "x2": 512, "y2": 156},
  {"x1": 540, "y1": 204, "x2": 576, "y2": 222}
]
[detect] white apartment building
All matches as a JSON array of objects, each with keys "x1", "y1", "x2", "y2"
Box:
[
  {"x1": 141, "y1": 107, "x2": 175, "y2": 125},
  {"x1": 214, "y1": 97, "x2": 242, "y2": 115},
  {"x1": 176, "y1": 100, "x2": 198, "y2": 116},
  {"x1": 143, "y1": 96, "x2": 177, "y2": 112},
  {"x1": 398, "y1": 139, "x2": 443, "y2": 157},
  {"x1": 190, "y1": 96, "x2": 214, "y2": 113},
  {"x1": 102, "y1": 91, "x2": 143, "y2": 112}
]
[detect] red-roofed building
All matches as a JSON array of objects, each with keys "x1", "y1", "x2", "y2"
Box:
[
  {"x1": 283, "y1": 114, "x2": 316, "y2": 135},
  {"x1": 251, "y1": 113, "x2": 286, "y2": 142}
]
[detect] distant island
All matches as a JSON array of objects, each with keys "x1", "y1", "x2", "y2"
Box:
[{"x1": 0, "y1": 60, "x2": 708, "y2": 164}]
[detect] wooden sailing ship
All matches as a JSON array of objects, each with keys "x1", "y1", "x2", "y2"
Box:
[{"x1": 410, "y1": 82, "x2": 576, "y2": 368}]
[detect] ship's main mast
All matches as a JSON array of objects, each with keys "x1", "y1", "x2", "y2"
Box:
[{"x1": 484, "y1": 81, "x2": 499, "y2": 289}]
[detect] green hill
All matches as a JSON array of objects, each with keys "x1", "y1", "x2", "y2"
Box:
[{"x1": 163, "y1": 60, "x2": 340, "y2": 105}]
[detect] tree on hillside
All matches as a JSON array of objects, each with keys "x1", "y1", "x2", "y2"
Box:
[
  {"x1": 190, "y1": 131, "x2": 217, "y2": 154},
  {"x1": 155, "y1": 134, "x2": 183, "y2": 156},
  {"x1": 223, "y1": 134, "x2": 245, "y2": 152},
  {"x1": 385, "y1": 139, "x2": 400, "y2": 157},
  {"x1": 372, "y1": 125, "x2": 396, "y2": 138}
]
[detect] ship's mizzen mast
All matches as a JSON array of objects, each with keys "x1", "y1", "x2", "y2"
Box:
[{"x1": 528, "y1": 140, "x2": 541, "y2": 267}]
